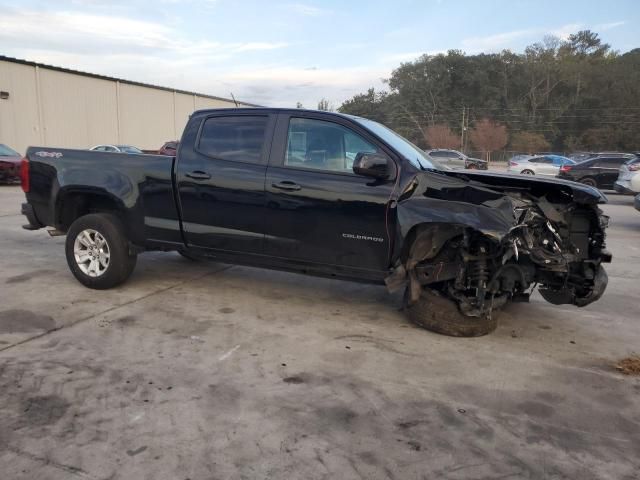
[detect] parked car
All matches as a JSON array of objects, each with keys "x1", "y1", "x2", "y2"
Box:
[
  {"x1": 159, "y1": 141, "x2": 179, "y2": 156},
  {"x1": 0, "y1": 143, "x2": 22, "y2": 183},
  {"x1": 424, "y1": 149, "x2": 488, "y2": 170},
  {"x1": 90, "y1": 144, "x2": 144, "y2": 154},
  {"x1": 508, "y1": 154, "x2": 575, "y2": 176},
  {"x1": 21, "y1": 108, "x2": 610, "y2": 337},
  {"x1": 614, "y1": 157, "x2": 640, "y2": 194},
  {"x1": 557, "y1": 155, "x2": 631, "y2": 189}
]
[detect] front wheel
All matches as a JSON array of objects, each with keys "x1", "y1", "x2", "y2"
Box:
[
  {"x1": 404, "y1": 288, "x2": 499, "y2": 337},
  {"x1": 65, "y1": 213, "x2": 137, "y2": 289},
  {"x1": 521, "y1": 169, "x2": 535, "y2": 175}
]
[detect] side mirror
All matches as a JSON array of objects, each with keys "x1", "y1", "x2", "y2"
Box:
[{"x1": 353, "y1": 152, "x2": 391, "y2": 179}]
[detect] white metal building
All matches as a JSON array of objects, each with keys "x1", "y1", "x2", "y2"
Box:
[{"x1": 0, "y1": 55, "x2": 258, "y2": 154}]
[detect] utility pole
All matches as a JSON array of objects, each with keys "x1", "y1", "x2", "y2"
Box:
[
  {"x1": 460, "y1": 106, "x2": 466, "y2": 152},
  {"x1": 464, "y1": 108, "x2": 470, "y2": 153}
]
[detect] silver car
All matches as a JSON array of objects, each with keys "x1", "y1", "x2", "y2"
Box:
[
  {"x1": 507, "y1": 154, "x2": 575, "y2": 176},
  {"x1": 424, "y1": 149, "x2": 488, "y2": 169},
  {"x1": 614, "y1": 157, "x2": 640, "y2": 194},
  {"x1": 90, "y1": 144, "x2": 144, "y2": 154}
]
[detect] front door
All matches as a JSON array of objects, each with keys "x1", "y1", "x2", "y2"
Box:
[
  {"x1": 176, "y1": 112, "x2": 275, "y2": 253},
  {"x1": 264, "y1": 114, "x2": 397, "y2": 272}
]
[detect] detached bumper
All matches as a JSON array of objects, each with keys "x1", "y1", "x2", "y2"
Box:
[{"x1": 21, "y1": 202, "x2": 44, "y2": 230}]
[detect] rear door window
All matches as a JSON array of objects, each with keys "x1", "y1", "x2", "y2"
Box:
[
  {"x1": 595, "y1": 157, "x2": 626, "y2": 168},
  {"x1": 198, "y1": 115, "x2": 269, "y2": 164}
]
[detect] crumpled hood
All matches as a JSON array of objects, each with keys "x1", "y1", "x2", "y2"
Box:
[
  {"x1": 396, "y1": 169, "x2": 606, "y2": 243},
  {"x1": 441, "y1": 169, "x2": 607, "y2": 205}
]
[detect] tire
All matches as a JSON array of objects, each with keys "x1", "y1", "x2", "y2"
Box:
[
  {"x1": 579, "y1": 177, "x2": 597, "y2": 187},
  {"x1": 521, "y1": 169, "x2": 535, "y2": 175},
  {"x1": 65, "y1": 213, "x2": 137, "y2": 289},
  {"x1": 404, "y1": 288, "x2": 498, "y2": 337},
  {"x1": 466, "y1": 164, "x2": 478, "y2": 170}
]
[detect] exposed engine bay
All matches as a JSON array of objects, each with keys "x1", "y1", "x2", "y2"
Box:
[{"x1": 387, "y1": 171, "x2": 612, "y2": 319}]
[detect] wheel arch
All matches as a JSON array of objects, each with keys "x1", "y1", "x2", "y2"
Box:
[
  {"x1": 397, "y1": 222, "x2": 466, "y2": 265},
  {"x1": 55, "y1": 188, "x2": 127, "y2": 233}
]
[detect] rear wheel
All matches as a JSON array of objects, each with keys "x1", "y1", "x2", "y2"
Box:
[
  {"x1": 579, "y1": 177, "x2": 597, "y2": 187},
  {"x1": 404, "y1": 288, "x2": 499, "y2": 337},
  {"x1": 521, "y1": 169, "x2": 535, "y2": 175},
  {"x1": 65, "y1": 213, "x2": 137, "y2": 289}
]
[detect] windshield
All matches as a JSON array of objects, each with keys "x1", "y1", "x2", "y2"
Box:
[
  {"x1": 351, "y1": 117, "x2": 440, "y2": 170},
  {"x1": 117, "y1": 145, "x2": 143, "y2": 154},
  {"x1": 0, "y1": 144, "x2": 20, "y2": 157}
]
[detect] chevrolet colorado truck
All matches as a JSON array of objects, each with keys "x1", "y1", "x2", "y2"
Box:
[{"x1": 20, "y1": 108, "x2": 611, "y2": 336}]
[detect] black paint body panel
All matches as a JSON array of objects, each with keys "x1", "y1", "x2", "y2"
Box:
[{"x1": 23, "y1": 108, "x2": 607, "y2": 283}]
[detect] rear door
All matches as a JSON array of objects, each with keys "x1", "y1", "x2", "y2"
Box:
[
  {"x1": 263, "y1": 113, "x2": 397, "y2": 272},
  {"x1": 175, "y1": 112, "x2": 276, "y2": 253}
]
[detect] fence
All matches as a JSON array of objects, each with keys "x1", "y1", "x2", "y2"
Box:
[{"x1": 465, "y1": 150, "x2": 569, "y2": 165}]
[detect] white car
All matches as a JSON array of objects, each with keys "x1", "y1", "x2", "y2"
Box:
[
  {"x1": 90, "y1": 144, "x2": 144, "y2": 154},
  {"x1": 507, "y1": 154, "x2": 575, "y2": 176},
  {"x1": 614, "y1": 157, "x2": 640, "y2": 194}
]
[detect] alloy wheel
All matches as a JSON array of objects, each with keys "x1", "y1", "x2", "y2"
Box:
[{"x1": 73, "y1": 229, "x2": 110, "y2": 277}]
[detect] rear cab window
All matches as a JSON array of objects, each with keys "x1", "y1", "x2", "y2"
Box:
[{"x1": 198, "y1": 115, "x2": 269, "y2": 164}]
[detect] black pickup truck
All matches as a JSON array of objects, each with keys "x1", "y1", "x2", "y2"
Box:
[{"x1": 20, "y1": 108, "x2": 611, "y2": 336}]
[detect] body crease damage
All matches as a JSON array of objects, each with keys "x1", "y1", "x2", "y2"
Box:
[{"x1": 386, "y1": 170, "x2": 611, "y2": 319}]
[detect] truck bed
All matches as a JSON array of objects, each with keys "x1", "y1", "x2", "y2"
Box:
[{"x1": 24, "y1": 148, "x2": 180, "y2": 245}]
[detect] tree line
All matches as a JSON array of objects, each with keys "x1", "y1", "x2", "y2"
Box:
[{"x1": 338, "y1": 31, "x2": 640, "y2": 159}]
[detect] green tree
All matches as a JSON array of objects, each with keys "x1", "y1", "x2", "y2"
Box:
[{"x1": 339, "y1": 30, "x2": 640, "y2": 153}]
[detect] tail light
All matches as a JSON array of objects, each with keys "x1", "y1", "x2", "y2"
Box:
[
  {"x1": 509, "y1": 161, "x2": 518, "y2": 167},
  {"x1": 628, "y1": 163, "x2": 640, "y2": 171},
  {"x1": 559, "y1": 165, "x2": 572, "y2": 173},
  {"x1": 20, "y1": 157, "x2": 30, "y2": 192}
]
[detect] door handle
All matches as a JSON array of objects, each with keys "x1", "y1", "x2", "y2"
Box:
[
  {"x1": 272, "y1": 181, "x2": 301, "y2": 191},
  {"x1": 185, "y1": 171, "x2": 211, "y2": 180}
]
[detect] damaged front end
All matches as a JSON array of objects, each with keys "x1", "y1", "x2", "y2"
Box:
[{"x1": 388, "y1": 171, "x2": 612, "y2": 320}]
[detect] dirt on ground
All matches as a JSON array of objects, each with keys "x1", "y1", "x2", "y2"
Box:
[{"x1": 615, "y1": 355, "x2": 640, "y2": 375}]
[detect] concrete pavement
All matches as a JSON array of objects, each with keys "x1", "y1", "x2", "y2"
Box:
[{"x1": 0, "y1": 184, "x2": 639, "y2": 479}]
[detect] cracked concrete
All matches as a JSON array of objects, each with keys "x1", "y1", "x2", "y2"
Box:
[{"x1": 0, "y1": 184, "x2": 639, "y2": 479}]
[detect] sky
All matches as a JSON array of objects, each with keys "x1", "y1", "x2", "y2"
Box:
[{"x1": 0, "y1": 0, "x2": 638, "y2": 108}]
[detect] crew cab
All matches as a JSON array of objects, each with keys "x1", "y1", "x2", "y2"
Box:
[{"x1": 21, "y1": 108, "x2": 611, "y2": 336}]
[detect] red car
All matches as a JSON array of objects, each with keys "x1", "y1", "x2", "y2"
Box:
[
  {"x1": 158, "y1": 141, "x2": 178, "y2": 156},
  {"x1": 0, "y1": 144, "x2": 21, "y2": 183}
]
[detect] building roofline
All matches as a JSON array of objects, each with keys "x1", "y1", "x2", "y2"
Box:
[{"x1": 0, "y1": 54, "x2": 262, "y2": 108}]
